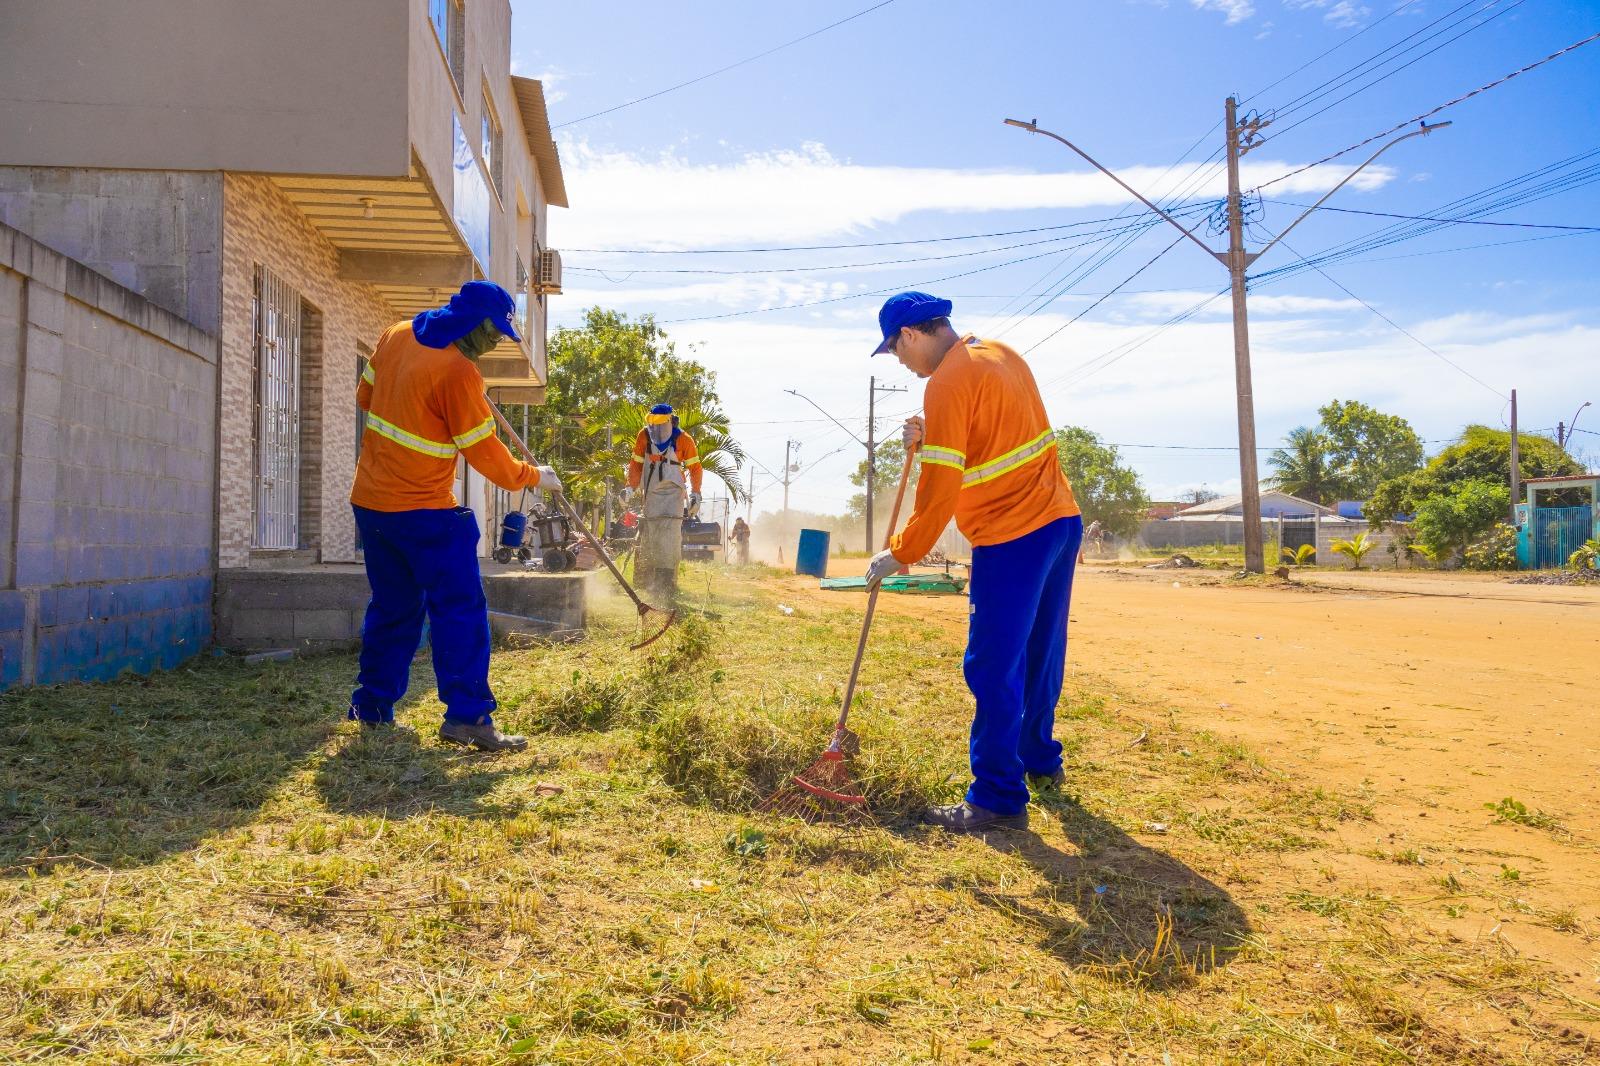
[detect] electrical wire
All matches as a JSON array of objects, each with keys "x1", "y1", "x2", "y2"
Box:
[
  {"x1": 1019, "y1": 232, "x2": 1190, "y2": 356},
  {"x1": 1260, "y1": 199, "x2": 1600, "y2": 231},
  {"x1": 552, "y1": 0, "x2": 897, "y2": 128},
  {"x1": 1241, "y1": 0, "x2": 1427, "y2": 106},
  {"x1": 1256, "y1": 28, "x2": 1600, "y2": 192}
]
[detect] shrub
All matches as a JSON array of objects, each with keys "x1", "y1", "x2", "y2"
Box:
[
  {"x1": 1570, "y1": 539, "x2": 1599, "y2": 571},
  {"x1": 1329, "y1": 531, "x2": 1376, "y2": 570},
  {"x1": 1463, "y1": 523, "x2": 1519, "y2": 571}
]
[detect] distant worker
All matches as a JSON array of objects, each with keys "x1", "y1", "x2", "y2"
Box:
[
  {"x1": 1080, "y1": 518, "x2": 1104, "y2": 563},
  {"x1": 627, "y1": 403, "x2": 702, "y2": 597},
  {"x1": 863, "y1": 292, "x2": 1082, "y2": 833},
  {"x1": 731, "y1": 517, "x2": 751, "y2": 565},
  {"x1": 350, "y1": 281, "x2": 562, "y2": 752}
]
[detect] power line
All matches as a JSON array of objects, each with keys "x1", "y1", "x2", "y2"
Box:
[
  {"x1": 1242, "y1": 0, "x2": 1427, "y2": 106},
  {"x1": 1260, "y1": 199, "x2": 1600, "y2": 231},
  {"x1": 1257, "y1": 28, "x2": 1600, "y2": 192},
  {"x1": 552, "y1": 0, "x2": 897, "y2": 128},
  {"x1": 1268, "y1": 229, "x2": 1507, "y2": 400},
  {"x1": 1019, "y1": 232, "x2": 1189, "y2": 355}
]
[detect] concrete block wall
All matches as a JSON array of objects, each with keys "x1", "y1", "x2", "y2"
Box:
[
  {"x1": 218, "y1": 174, "x2": 397, "y2": 568},
  {"x1": 0, "y1": 222, "x2": 219, "y2": 688},
  {"x1": 0, "y1": 167, "x2": 222, "y2": 334},
  {"x1": 1315, "y1": 520, "x2": 1416, "y2": 570}
]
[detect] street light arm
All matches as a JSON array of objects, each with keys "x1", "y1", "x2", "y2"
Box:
[
  {"x1": 1250, "y1": 122, "x2": 1451, "y2": 264},
  {"x1": 783, "y1": 389, "x2": 866, "y2": 447},
  {"x1": 1004, "y1": 117, "x2": 1218, "y2": 262}
]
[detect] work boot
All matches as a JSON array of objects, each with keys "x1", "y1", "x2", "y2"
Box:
[
  {"x1": 1026, "y1": 769, "x2": 1067, "y2": 792},
  {"x1": 438, "y1": 720, "x2": 529, "y2": 753},
  {"x1": 922, "y1": 801, "x2": 1028, "y2": 833}
]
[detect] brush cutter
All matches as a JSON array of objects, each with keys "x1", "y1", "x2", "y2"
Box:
[
  {"x1": 761, "y1": 443, "x2": 918, "y2": 821},
  {"x1": 487, "y1": 402, "x2": 677, "y2": 650}
]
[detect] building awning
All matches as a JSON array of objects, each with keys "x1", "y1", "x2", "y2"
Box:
[{"x1": 510, "y1": 76, "x2": 568, "y2": 209}]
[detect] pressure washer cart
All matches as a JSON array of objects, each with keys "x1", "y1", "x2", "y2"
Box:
[{"x1": 495, "y1": 491, "x2": 580, "y2": 572}]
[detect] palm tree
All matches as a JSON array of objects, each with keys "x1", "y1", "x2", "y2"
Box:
[
  {"x1": 583, "y1": 399, "x2": 748, "y2": 505},
  {"x1": 1330, "y1": 531, "x2": 1377, "y2": 570},
  {"x1": 1265, "y1": 427, "x2": 1352, "y2": 506}
]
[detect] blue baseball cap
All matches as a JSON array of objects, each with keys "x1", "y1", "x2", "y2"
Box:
[{"x1": 872, "y1": 291, "x2": 953, "y2": 355}]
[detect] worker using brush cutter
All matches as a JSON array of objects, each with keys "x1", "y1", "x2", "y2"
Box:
[
  {"x1": 626, "y1": 403, "x2": 703, "y2": 599},
  {"x1": 349, "y1": 281, "x2": 562, "y2": 752},
  {"x1": 867, "y1": 292, "x2": 1083, "y2": 832}
]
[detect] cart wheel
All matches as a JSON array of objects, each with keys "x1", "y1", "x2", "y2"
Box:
[
  {"x1": 543, "y1": 546, "x2": 570, "y2": 573},
  {"x1": 517, "y1": 547, "x2": 534, "y2": 562},
  {"x1": 493, "y1": 546, "x2": 513, "y2": 564}
]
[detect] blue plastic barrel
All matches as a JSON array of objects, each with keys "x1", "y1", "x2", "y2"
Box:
[
  {"x1": 795, "y1": 528, "x2": 830, "y2": 578},
  {"x1": 500, "y1": 510, "x2": 528, "y2": 548}
]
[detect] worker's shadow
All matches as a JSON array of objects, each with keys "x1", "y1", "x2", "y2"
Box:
[
  {"x1": 312, "y1": 673, "x2": 531, "y2": 821},
  {"x1": 963, "y1": 795, "x2": 1251, "y2": 990}
]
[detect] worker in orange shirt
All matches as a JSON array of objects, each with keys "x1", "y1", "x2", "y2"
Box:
[
  {"x1": 626, "y1": 403, "x2": 703, "y2": 598},
  {"x1": 350, "y1": 280, "x2": 561, "y2": 752},
  {"x1": 864, "y1": 292, "x2": 1083, "y2": 832}
]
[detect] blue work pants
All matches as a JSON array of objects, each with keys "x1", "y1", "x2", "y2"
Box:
[
  {"x1": 963, "y1": 515, "x2": 1083, "y2": 815},
  {"x1": 349, "y1": 505, "x2": 497, "y2": 726}
]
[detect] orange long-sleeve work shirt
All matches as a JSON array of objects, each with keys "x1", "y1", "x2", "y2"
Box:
[
  {"x1": 890, "y1": 336, "x2": 1079, "y2": 565},
  {"x1": 351, "y1": 322, "x2": 543, "y2": 512},
  {"x1": 627, "y1": 429, "x2": 704, "y2": 493}
]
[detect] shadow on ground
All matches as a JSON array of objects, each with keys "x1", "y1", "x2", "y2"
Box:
[
  {"x1": 964, "y1": 794, "x2": 1252, "y2": 988},
  {"x1": 312, "y1": 717, "x2": 531, "y2": 819},
  {"x1": 0, "y1": 654, "x2": 349, "y2": 873}
]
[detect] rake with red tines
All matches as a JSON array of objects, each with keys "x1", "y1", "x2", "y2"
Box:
[{"x1": 761, "y1": 443, "x2": 918, "y2": 822}]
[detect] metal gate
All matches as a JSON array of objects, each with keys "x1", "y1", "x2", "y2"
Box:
[
  {"x1": 1278, "y1": 515, "x2": 1318, "y2": 561},
  {"x1": 253, "y1": 266, "x2": 301, "y2": 549},
  {"x1": 1533, "y1": 506, "x2": 1591, "y2": 569}
]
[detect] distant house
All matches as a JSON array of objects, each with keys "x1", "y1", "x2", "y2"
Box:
[
  {"x1": 1145, "y1": 501, "x2": 1186, "y2": 520},
  {"x1": 1167, "y1": 491, "x2": 1332, "y2": 521}
]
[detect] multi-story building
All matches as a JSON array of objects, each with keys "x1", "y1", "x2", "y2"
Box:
[{"x1": 0, "y1": 0, "x2": 568, "y2": 686}]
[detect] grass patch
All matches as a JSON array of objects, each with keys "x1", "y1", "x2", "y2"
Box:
[{"x1": 0, "y1": 566, "x2": 1589, "y2": 1062}]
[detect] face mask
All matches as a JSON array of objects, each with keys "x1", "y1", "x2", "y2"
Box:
[
  {"x1": 647, "y1": 419, "x2": 673, "y2": 446},
  {"x1": 454, "y1": 317, "x2": 503, "y2": 362}
]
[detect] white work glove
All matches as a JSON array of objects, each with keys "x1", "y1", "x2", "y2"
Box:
[
  {"x1": 864, "y1": 548, "x2": 900, "y2": 589},
  {"x1": 902, "y1": 416, "x2": 925, "y2": 449},
  {"x1": 688, "y1": 491, "x2": 702, "y2": 514},
  {"x1": 535, "y1": 466, "x2": 563, "y2": 495}
]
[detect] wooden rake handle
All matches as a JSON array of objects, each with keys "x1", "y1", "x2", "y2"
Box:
[{"x1": 833, "y1": 442, "x2": 918, "y2": 741}]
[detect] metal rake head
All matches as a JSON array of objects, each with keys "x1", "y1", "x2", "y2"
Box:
[
  {"x1": 759, "y1": 729, "x2": 870, "y2": 824},
  {"x1": 630, "y1": 604, "x2": 678, "y2": 651}
]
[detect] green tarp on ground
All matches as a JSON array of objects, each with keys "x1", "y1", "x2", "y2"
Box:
[{"x1": 819, "y1": 573, "x2": 968, "y2": 595}]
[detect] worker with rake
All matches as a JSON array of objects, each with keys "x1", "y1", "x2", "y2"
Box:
[
  {"x1": 349, "y1": 281, "x2": 562, "y2": 752},
  {"x1": 866, "y1": 292, "x2": 1083, "y2": 832}
]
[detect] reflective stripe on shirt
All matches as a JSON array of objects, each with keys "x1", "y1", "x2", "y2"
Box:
[
  {"x1": 365, "y1": 412, "x2": 458, "y2": 458},
  {"x1": 921, "y1": 444, "x2": 966, "y2": 472},
  {"x1": 452, "y1": 417, "x2": 495, "y2": 448},
  {"x1": 361, "y1": 362, "x2": 376, "y2": 385},
  {"x1": 962, "y1": 430, "x2": 1054, "y2": 487}
]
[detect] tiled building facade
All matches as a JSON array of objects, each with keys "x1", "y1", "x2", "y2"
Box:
[{"x1": 0, "y1": 0, "x2": 567, "y2": 687}]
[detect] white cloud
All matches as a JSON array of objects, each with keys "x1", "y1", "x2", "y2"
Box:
[
  {"x1": 1123, "y1": 290, "x2": 1362, "y2": 317},
  {"x1": 1285, "y1": 0, "x2": 1373, "y2": 28},
  {"x1": 1192, "y1": 0, "x2": 1256, "y2": 23},
  {"x1": 551, "y1": 140, "x2": 1393, "y2": 249}
]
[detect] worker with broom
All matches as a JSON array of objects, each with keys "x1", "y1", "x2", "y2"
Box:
[
  {"x1": 626, "y1": 403, "x2": 703, "y2": 599},
  {"x1": 349, "y1": 280, "x2": 562, "y2": 752},
  {"x1": 865, "y1": 292, "x2": 1082, "y2": 832}
]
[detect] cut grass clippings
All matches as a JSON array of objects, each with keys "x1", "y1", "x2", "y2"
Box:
[{"x1": 0, "y1": 565, "x2": 1594, "y2": 1063}]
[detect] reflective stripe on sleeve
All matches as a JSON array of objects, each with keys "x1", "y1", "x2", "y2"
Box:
[
  {"x1": 962, "y1": 430, "x2": 1055, "y2": 487},
  {"x1": 920, "y1": 444, "x2": 966, "y2": 472},
  {"x1": 631, "y1": 451, "x2": 646, "y2": 463},
  {"x1": 364, "y1": 412, "x2": 459, "y2": 458},
  {"x1": 684, "y1": 457, "x2": 702, "y2": 468},
  {"x1": 452, "y1": 417, "x2": 495, "y2": 448},
  {"x1": 361, "y1": 363, "x2": 376, "y2": 385}
]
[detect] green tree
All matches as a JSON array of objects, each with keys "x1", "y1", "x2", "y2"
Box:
[
  {"x1": 1411, "y1": 480, "x2": 1511, "y2": 562},
  {"x1": 499, "y1": 307, "x2": 746, "y2": 502},
  {"x1": 1054, "y1": 427, "x2": 1149, "y2": 539},
  {"x1": 1317, "y1": 399, "x2": 1425, "y2": 500},
  {"x1": 1265, "y1": 426, "x2": 1352, "y2": 506},
  {"x1": 847, "y1": 438, "x2": 919, "y2": 524},
  {"x1": 1368, "y1": 425, "x2": 1583, "y2": 526}
]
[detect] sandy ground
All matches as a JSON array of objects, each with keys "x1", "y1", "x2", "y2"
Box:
[{"x1": 781, "y1": 562, "x2": 1600, "y2": 1001}]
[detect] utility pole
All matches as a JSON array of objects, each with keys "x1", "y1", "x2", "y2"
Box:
[
  {"x1": 1509, "y1": 388, "x2": 1521, "y2": 523},
  {"x1": 1224, "y1": 96, "x2": 1266, "y2": 575},
  {"x1": 864, "y1": 375, "x2": 909, "y2": 550},
  {"x1": 1004, "y1": 105, "x2": 1449, "y2": 573},
  {"x1": 782, "y1": 439, "x2": 799, "y2": 519}
]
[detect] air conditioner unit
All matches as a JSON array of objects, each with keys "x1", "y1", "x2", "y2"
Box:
[{"x1": 535, "y1": 248, "x2": 562, "y2": 295}]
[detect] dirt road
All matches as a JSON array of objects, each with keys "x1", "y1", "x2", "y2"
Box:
[{"x1": 787, "y1": 563, "x2": 1600, "y2": 998}]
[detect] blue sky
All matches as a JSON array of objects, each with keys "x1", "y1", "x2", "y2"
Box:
[{"x1": 511, "y1": 0, "x2": 1600, "y2": 512}]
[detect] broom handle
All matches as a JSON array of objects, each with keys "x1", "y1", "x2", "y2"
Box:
[{"x1": 833, "y1": 441, "x2": 918, "y2": 738}]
